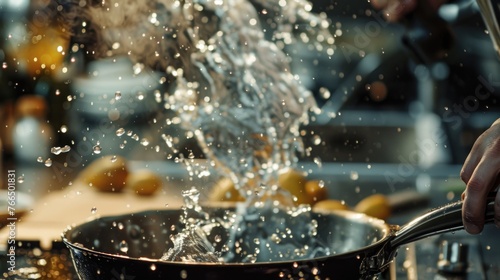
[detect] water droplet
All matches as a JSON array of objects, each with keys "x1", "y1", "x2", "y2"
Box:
[
  {"x1": 154, "y1": 91, "x2": 162, "y2": 103},
  {"x1": 246, "y1": 254, "x2": 257, "y2": 263},
  {"x1": 350, "y1": 171, "x2": 359, "y2": 181},
  {"x1": 119, "y1": 240, "x2": 129, "y2": 253},
  {"x1": 17, "y1": 176, "x2": 24, "y2": 184},
  {"x1": 312, "y1": 135, "x2": 322, "y2": 145},
  {"x1": 182, "y1": 187, "x2": 201, "y2": 209},
  {"x1": 116, "y1": 128, "x2": 125, "y2": 136},
  {"x1": 51, "y1": 147, "x2": 62, "y2": 155},
  {"x1": 115, "y1": 91, "x2": 122, "y2": 100},
  {"x1": 317, "y1": 180, "x2": 325, "y2": 188},
  {"x1": 271, "y1": 233, "x2": 281, "y2": 244},
  {"x1": 37, "y1": 157, "x2": 43, "y2": 163},
  {"x1": 318, "y1": 87, "x2": 331, "y2": 99},
  {"x1": 214, "y1": 235, "x2": 222, "y2": 243},
  {"x1": 150, "y1": 264, "x2": 156, "y2": 271},
  {"x1": 61, "y1": 145, "x2": 71, "y2": 153},
  {"x1": 60, "y1": 125, "x2": 68, "y2": 133},
  {"x1": 44, "y1": 158, "x2": 53, "y2": 167},
  {"x1": 93, "y1": 145, "x2": 102, "y2": 154},
  {"x1": 313, "y1": 157, "x2": 322, "y2": 168},
  {"x1": 128, "y1": 224, "x2": 142, "y2": 239},
  {"x1": 91, "y1": 207, "x2": 97, "y2": 214},
  {"x1": 110, "y1": 155, "x2": 118, "y2": 162},
  {"x1": 140, "y1": 138, "x2": 150, "y2": 146}
]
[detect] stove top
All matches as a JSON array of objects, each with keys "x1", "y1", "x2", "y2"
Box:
[
  {"x1": 2, "y1": 228, "x2": 498, "y2": 280},
  {"x1": 1, "y1": 240, "x2": 77, "y2": 280},
  {"x1": 391, "y1": 233, "x2": 488, "y2": 280}
]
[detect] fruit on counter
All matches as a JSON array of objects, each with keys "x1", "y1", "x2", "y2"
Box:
[
  {"x1": 277, "y1": 168, "x2": 309, "y2": 205},
  {"x1": 304, "y1": 180, "x2": 328, "y2": 204},
  {"x1": 312, "y1": 199, "x2": 350, "y2": 211},
  {"x1": 127, "y1": 169, "x2": 163, "y2": 196},
  {"x1": 207, "y1": 168, "x2": 392, "y2": 220},
  {"x1": 76, "y1": 155, "x2": 129, "y2": 192},
  {"x1": 353, "y1": 194, "x2": 391, "y2": 220},
  {"x1": 313, "y1": 194, "x2": 392, "y2": 220},
  {"x1": 208, "y1": 177, "x2": 245, "y2": 202},
  {"x1": 208, "y1": 168, "x2": 329, "y2": 206}
]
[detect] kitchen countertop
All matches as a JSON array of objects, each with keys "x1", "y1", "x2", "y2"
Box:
[
  {"x1": 0, "y1": 160, "x2": 197, "y2": 250},
  {"x1": 0, "y1": 182, "x2": 186, "y2": 249},
  {"x1": 0, "y1": 161, "x2": 463, "y2": 249},
  {"x1": 2, "y1": 161, "x2": 500, "y2": 279}
]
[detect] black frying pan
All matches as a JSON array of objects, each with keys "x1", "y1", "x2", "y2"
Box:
[{"x1": 62, "y1": 195, "x2": 495, "y2": 280}]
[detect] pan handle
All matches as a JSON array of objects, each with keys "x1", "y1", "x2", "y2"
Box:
[{"x1": 390, "y1": 192, "x2": 497, "y2": 249}]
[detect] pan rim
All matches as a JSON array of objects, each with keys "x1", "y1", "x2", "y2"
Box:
[{"x1": 61, "y1": 207, "x2": 392, "y2": 267}]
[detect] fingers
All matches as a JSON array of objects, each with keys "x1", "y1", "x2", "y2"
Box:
[
  {"x1": 385, "y1": 0, "x2": 418, "y2": 22},
  {"x1": 460, "y1": 151, "x2": 479, "y2": 185},
  {"x1": 496, "y1": 191, "x2": 500, "y2": 228},
  {"x1": 370, "y1": 0, "x2": 417, "y2": 22},
  {"x1": 371, "y1": 0, "x2": 449, "y2": 22},
  {"x1": 461, "y1": 120, "x2": 500, "y2": 234},
  {"x1": 462, "y1": 161, "x2": 489, "y2": 234},
  {"x1": 370, "y1": 0, "x2": 388, "y2": 9},
  {"x1": 462, "y1": 119, "x2": 500, "y2": 185}
]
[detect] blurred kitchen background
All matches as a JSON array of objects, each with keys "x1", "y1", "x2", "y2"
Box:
[
  {"x1": 1, "y1": 0, "x2": 499, "y2": 197},
  {"x1": 1, "y1": 0, "x2": 500, "y2": 278}
]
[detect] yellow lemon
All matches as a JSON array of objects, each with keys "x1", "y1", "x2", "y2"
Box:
[
  {"x1": 278, "y1": 168, "x2": 308, "y2": 205},
  {"x1": 304, "y1": 180, "x2": 328, "y2": 205},
  {"x1": 127, "y1": 169, "x2": 163, "y2": 196},
  {"x1": 208, "y1": 177, "x2": 244, "y2": 202},
  {"x1": 76, "y1": 155, "x2": 129, "y2": 192},
  {"x1": 313, "y1": 199, "x2": 350, "y2": 211},
  {"x1": 354, "y1": 194, "x2": 391, "y2": 220}
]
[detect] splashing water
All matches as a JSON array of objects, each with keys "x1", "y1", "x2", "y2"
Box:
[
  {"x1": 64, "y1": 0, "x2": 335, "y2": 264},
  {"x1": 167, "y1": 0, "x2": 326, "y2": 195},
  {"x1": 161, "y1": 0, "x2": 333, "y2": 262},
  {"x1": 162, "y1": 187, "x2": 220, "y2": 262}
]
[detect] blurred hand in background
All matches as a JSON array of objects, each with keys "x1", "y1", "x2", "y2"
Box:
[{"x1": 370, "y1": 0, "x2": 448, "y2": 22}]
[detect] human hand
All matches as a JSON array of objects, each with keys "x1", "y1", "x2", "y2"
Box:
[
  {"x1": 461, "y1": 118, "x2": 500, "y2": 234},
  {"x1": 370, "y1": 0, "x2": 447, "y2": 22}
]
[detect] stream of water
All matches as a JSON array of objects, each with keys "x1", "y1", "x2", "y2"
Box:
[{"x1": 66, "y1": 0, "x2": 336, "y2": 263}]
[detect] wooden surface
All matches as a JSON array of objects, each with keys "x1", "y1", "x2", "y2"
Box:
[{"x1": 0, "y1": 181, "x2": 186, "y2": 249}]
